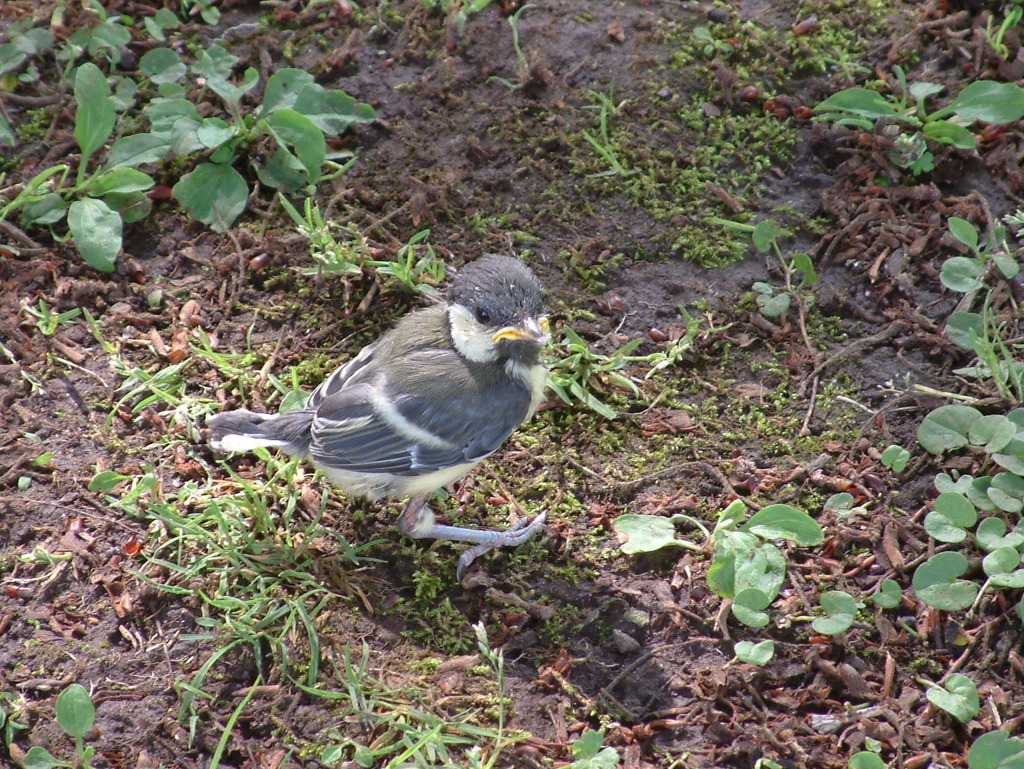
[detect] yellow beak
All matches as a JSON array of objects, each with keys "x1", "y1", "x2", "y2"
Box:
[{"x1": 492, "y1": 317, "x2": 550, "y2": 345}]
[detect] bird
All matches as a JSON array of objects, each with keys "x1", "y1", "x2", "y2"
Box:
[{"x1": 207, "y1": 254, "x2": 550, "y2": 580}]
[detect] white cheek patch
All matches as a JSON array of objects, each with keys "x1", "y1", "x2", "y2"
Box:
[{"x1": 448, "y1": 304, "x2": 499, "y2": 363}]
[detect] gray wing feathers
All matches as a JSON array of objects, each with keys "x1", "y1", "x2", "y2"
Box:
[{"x1": 309, "y1": 363, "x2": 532, "y2": 477}]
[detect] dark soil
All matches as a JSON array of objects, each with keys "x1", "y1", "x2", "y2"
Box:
[{"x1": 2, "y1": 0, "x2": 1024, "y2": 767}]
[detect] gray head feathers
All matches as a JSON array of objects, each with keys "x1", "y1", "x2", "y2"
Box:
[{"x1": 447, "y1": 255, "x2": 544, "y2": 328}]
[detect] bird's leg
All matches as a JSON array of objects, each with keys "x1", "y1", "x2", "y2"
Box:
[{"x1": 398, "y1": 496, "x2": 547, "y2": 580}]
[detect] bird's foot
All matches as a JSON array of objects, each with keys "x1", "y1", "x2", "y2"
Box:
[
  {"x1": 455, "y1": 513, "x2": 547, "y2": 582},
  {"x1": 398, "y1": 498, "x2": 548, "y2": 580}
]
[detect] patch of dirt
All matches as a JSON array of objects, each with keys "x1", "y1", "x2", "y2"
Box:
[{"x1": 2, "y1": 0, "x2": 1024, "y2": 767}]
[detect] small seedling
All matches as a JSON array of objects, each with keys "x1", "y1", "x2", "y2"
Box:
[
  {"x1": 924, "y1": 673, "x2": 979, "y2": 723},
  {"x1": 848, "y1": 751, "x2": 887, "y2": 769},
  {"x1": 814, "y1": 68, "x2": 1024, "y2": 178},
  {"x1": 692, "y1": 26, "x2": 735, "y2": 58},
  {"x1": 22, "y1": 683, "x2": 97, "y2": 769},
  {"x1": 871, "y1": 579, "x2": 902, "y2": 609},
  {"x1": 880, "y1": 445, "x2": 910, "y2": 473},
  {"x1": 566, "y1": 730, "x2": 621, "y2": 769},
  {"x1": 811, "y1": 590, "x2": 859, "y2": 636},
  {"x1": 734, "y1": 639, "x2": 774, "y2": 666},
  {"x1": 23, "y1": 300, "x2": 82, "y2": 336}
]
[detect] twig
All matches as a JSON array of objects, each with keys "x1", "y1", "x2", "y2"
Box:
[
  {"x1": 799, "y1": 322, "x2": 905, "y2": 396},
  {"x1": 798, "y1": 376, "x2": 818, "y2": 437}
]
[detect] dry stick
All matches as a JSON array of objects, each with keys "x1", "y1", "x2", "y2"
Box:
[
  {"x1": 816, "y1": 211, "x2": 875, "y2": 263},
  {"x1": 798, "y1": 323, "x2": 905, "y2": 397},
  {"x1": 798, "y1": 376, "x2": 818, "y2": 437}
]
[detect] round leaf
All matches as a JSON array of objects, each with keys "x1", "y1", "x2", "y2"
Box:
[
  {"x1": 926, "y1": 673, "x2": 979, "y2": 722},
  {"x1": 934, "y1": 492, "x2": 977, "y2": 527},
  {"x1": 172, "y1": 162, "x2": 248, "y2": 232},
  {"x1": 734, "y1": 639, "x2": 774, "y2": 666},
  {"x1": 917, "y1": 405, "x2": 983, "y2": 454},
  {"x1": 56, "y1": 683, "x2": 95, "y2": 739},
  {"x1": 68, "y1": 198, "x2": 121, "y2": 272},
  {"x1": 967, "y1": 730, "x2": 1024, "y2": 769},
  {"x1": 873, "y1": 579, "x2": 902, "y2": 609},
  {"x1": 982, "y1": 546, "x2": 1020, "y2": 576},
  {"x1": 947, "y1": 217, "x2": 979, "y2": 249},
  {"x1": 848, "y1": 752, "x2": 887, "y2": 769},
  {"x1": 969, "y1": 415, "x2": 1016, "y2": 453},
  {"x1": 945, "y1": 312, "x2": 983, "y2": 351},
  {"x1": 940, "y1": 256, "x2": 986, "y2": 292},
  {"x1": 612, "y1": 514, "x2": 683, "y2": 554}
]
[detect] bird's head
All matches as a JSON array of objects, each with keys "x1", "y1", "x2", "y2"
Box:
[{"x1": 446, "y1": 255, "x2": 548, "y2": 364}]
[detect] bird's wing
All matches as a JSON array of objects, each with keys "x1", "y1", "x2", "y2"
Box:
[
  {"x1": 309, "y1": 352, "x2": 532, "y2": 477},
  {"x1": 305, "y1": 340, "x2": 379, "y2": 412}
]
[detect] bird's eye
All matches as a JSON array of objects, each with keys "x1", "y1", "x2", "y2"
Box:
[{"x1": 474, "y1": 306, "x2": 491, "y2": 324}]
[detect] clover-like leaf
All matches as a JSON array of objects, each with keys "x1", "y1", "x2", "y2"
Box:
[
  {"x1": 969, "y1": 415, "x2": 1017, "y2": 454},
  {"x1": 927, "y1": 673, "x2": 979, "y2": 723},
  {"x1": 917, "y1": 405, "x2": 983, "y2": 454},
  {"x1": 812, "y1": 590, "x2": 858, "y2": 635},
  {"x1": 872, "y1": 579, "x2": 902, "y2": 609},
  {"x1": 733, "y1": 587, "x2": 771, "y2": 628},
  {"x1": 913, "y1": 551, "x2": 979, "y2": 610},
  {"x1": 734, "y1": 639, "x2": 774, "y2": 666},
  {"x1": 966, "y1": 730, "x2": 1024, "y2": 769}
]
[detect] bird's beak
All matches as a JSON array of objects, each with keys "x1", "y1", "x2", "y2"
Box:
[{"x1": 492, "y1": 316, "x2": 550, "y2": 345}]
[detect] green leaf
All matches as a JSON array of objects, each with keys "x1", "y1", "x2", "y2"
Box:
[
  {"x1": 940, "y1": 256, "x2": 986, "y2": 292},
  {"x1": 23, "y1": 746, "x2": 59, "y2": 769},
  {"x1": 292, "y1": 83, "x2": 377, "y2": 135},
  {"x1": 568, "y1": 730, "x2": 620, "y2": 769},
  {"x1": 74, "y1": 62, "x2": 116, "y2": 163},
  {"x1": 988, "y1": 473, "x2": 1024, "y2": 513},
  {"x1": 756, "y1": 291, "x2": 790, "y2": 318},
  {"x1": 261, "y1": 67, "x2": 316, "y2": 115},
  {"x1": 948, "y1": 217, "x2": 979, "y2": 250},
  {"x1": 872, "y1": 579, "x2": 902, "y2": 609},
  {"x1": 265, "y1": 109, "x2": 326, "y2": 179},
  {"x1": 741, "y1": 504, "x2": 823, "y2": 546},
  {"x1": 946, "y1": 312, "x2": 983, "y2": 351},
  {"x1": 969, "y1": 415, "x2": 1017, "y2": 453},
  {"x1": 848, "y1": 752, "x2": 887, "y2": 769},
  {"x1": 927, "y1": 673, "x2": 979, "y2": 722},
  {"x1": 917, "y1": 405, "x2": 983, "y2": 454},
  {"x1": 88, "y1": 470, "x2": 131, "y2": 492},
  {"x1": 56, "y1": 683, "x2": 95, "y2": 739},
  {"x1": 68, "y1": 198, "x2": 121, "y2": 272},
  {"x1": 967, "y1": 730, "x2": 1024, "y2": 769},
  {"x1": 193, "y1": 45, "x2": 238, "y2": 82},
  {"x1": 612, "y1": 514, "x2": 684, "y2": 554},
  {"x1": 103, "y1": 191, "x2": 152, "y2": 224},
  {"x1": 881, "y1": 444, "x2": 910, "y2": 472},
  {"x1": 913, "y1": 551, "x2": 979, "y2": 610},
  {"x1": 85, "y1": 168, "x2": 155, "y2": 196},
  {"x1": 791, "y1": 252, "x2": 816, "y2": 286},
  {"x1": 814, "y1": 88, "x2": 900, "y2": 119},
  {"x1": 104, "y1": 133, "x2": 172, "y2": 170},
  {"x1": 196, "y1": 117, "x2": 237, "y2": 149},
  {"x1": 22, "y1": 193, "x2": 68, "y2": 226},
  {"x1": 951, "y1": 80, "x2": 1024, "y2": 124},
  {"x1": 733, "y1": 587, "x2": 771, "y2": 628},
  {"x1": 812, "y1": 590, "x2": 858, "y2": 635},
  {"x1": 173, "y1": 162, "x2": 248, "y2": 232},
  {"x1": 984, "y1": 545, "x2": 1022, "y2": 574},
  {"x1": 734, "y1": 639, "x2": 774, "y2": 665},
  {"x1": 924, "y1": 120, "x2": 976, "y2": 149},
  {"x1": 139, "y1": 47, "x2": 186, "y2": 84}
]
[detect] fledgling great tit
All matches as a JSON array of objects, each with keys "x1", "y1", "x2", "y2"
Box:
[{"x1": 207, "y1": 254, "x2": 550, "y2": 579}]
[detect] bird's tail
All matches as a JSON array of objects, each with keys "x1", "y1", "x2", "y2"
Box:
[{"x1": 207, "y1": 408, "x2": 314, "y2": 457}]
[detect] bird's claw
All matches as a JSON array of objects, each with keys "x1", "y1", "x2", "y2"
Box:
[{"x1": 456, "y1": 513, "x2": 548, "y2": 582}]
